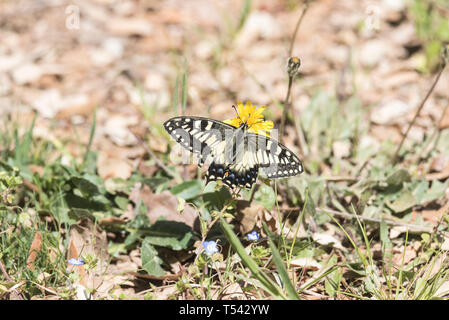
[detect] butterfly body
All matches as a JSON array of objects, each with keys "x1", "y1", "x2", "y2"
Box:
[{"x1": 164, "y1": 115, "x2": 303, "y2": 189}]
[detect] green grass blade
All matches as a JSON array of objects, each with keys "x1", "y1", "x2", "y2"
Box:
[
  {"x1": 236, "y1": 0, "x2": 251, "y2": 33},
  {"x1": 181, "y1": 71, "x2": 188, "y2": 115},
  {"x1": 263, "y1": 222, "x2": 300, "y2": 300},
  {"x1": 82, "y1": 106, "x2": 97, "y2": 165},
  {"x1": 172, "y1": 75, "x2": 179, "y2": 116},
  {"x1": 219, "y1": 216, "x2": 287, "y2": 299}
]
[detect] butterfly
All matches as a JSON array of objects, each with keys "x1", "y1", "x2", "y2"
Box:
[{"x1": 164, "y1": 104, "x2": 303, "y2": 189}]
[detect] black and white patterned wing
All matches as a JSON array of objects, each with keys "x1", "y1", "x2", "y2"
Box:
[
  {"x1": 206, "y1": 129, "x2": 260, "y2": 189},
  {"x1": 247, "y1": 133, "x2": 304, "y2": 178},
  {"x1": 164, "y1": 116, "x2": 235, "y2": 167}
]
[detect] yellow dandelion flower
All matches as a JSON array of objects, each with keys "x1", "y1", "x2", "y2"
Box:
[{"x1": 223, "y1": 101, "x2": 274, "y2": 137}]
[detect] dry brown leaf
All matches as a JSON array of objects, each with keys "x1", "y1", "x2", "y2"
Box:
[
  {"x1": 221, "y1": 282, "x2": 246, "y2": 300},
  {"x1": 107, "y1": 17, "x2": 154, "y2": 36},
  {"x1": 234, "y1": 200, "x2": 264, "y2": 235},
  {"x1": 56, "y1": 92, "x2": 103, "y2": 119},
  {"x1": 435, "y1": 280, "x2": 449, "y2": 297},
  {"x1": 99, "y1": 216, "x2": 127, "y2": 226},
  {"x1": 129, "y1": 182, "x2": 143, "y2": 204},
  {"x1": 103, "y1": 115, "x2": 139, "y2": 147},
  {"x1": 26, "y1": 231, "x2": 42, "y2": 271},
  {"x1": 148, "y1": 135, "x2": 168, "y2": 153},
  {"x1": 441, "y1": 237, "x2": 449, "y2": 251},
  {"x1": 97, "y1": 152, "x2": 133, "y2": 180},
  {"x1": 426, "y1": 162, "x2": 449, "y2": 181},
  {"x1": 389, "y1": 225, "x2": 407, "y2": 239},
  {"x1": 140, "y1": 185, "x2": 200, "y2": 231},
  {"x1": 137, "y1": 161, "x2": 159, "y2": 177},
  {"x1": 67, "y1": 218, "x2": 109, "y2": 291},
  {"x1": 312, "y1": 233, "x2": 345, "y2": 250},
  {"x1": 67, "y1": 237, "x2": 87, "y2": 287},
  {"x1": 440, "y1": 106, "x2": 449, "y2": 129},
  {"x1": 290, "y1": 257, "x2": 321, "y2": 270},
  {"x1": 414, "y1": 202, "x2": 449, "y2": 224},
  {"x1": 392, "y1": 245, "x2": 417, "y2": 267},
  {"x1": 28, "y1": 164, "x2": 43, "y2": 176}
]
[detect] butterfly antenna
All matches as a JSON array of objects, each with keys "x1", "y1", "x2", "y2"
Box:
[{"x1": 232, "y1": 105, "x2": 242, "y2": 122}]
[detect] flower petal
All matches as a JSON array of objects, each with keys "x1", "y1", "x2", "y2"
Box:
[{"x1": 224, "y1": 117, "x2": 242, "y2": 128}]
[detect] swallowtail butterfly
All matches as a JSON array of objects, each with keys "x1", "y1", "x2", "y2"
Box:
[{"x1": 164, "y1": 111, "x2": 303, "y2": 189}]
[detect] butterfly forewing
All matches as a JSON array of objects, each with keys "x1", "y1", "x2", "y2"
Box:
[{"x1": 164, "y1": 116, "x2": 233, "y2": 166}]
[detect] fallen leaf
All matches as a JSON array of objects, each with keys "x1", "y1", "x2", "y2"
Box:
[
  {"x1": 234, "y1": 200, "x2": 264, "y2": 234},
  {"x1": 370, "y1": 99, "x2": 412, "y2": 125},
  {"x1": 99, "y1": 216, "x2": 126, "y2": 226},
  {"x1": 290, "y1": 257, "x2": 321, "y2": 270},
  {"x1": 67, "y1": 218, "x2": 109, "y2": 292},
  {"x1": 107, "y1": 17, "x2": 153, "y2": 36},
  {"x1": 221, "y1": 282, "x2": 246, "y2": 300},
  {"x1": 97, "y1": 152, "x2": 133, "y2": 180},
  {"x1": 26, "y1": 231, "x2": 42, "y2": 271},
  {"x1": 440, "y1": 106, "x2": 449, "y2": 129},
  {"x1": 140, "y1": 185, "x2": 200, "y2": 231},
  {"x1": 28, "y1": 164, "x2": 44, "y2": 176},
  {"x1": 442, "y1": 237, "x2": 449, "y2": 251},
  {"x1": 392, "y1": 245, "x2": 417, "y2": 267},
  {"x1": 138, "y1": 161, "x2": 159, "y2": 177},
  {"x1": 312, "y1": 233, "x2": 345, "y2": 250},
  {"x1": 426, "y1": 162, "x2": 449, "y2": 181},
  {"x1": 390, "y1": 226, "x2": 407, "y2": 239},
  {"x1": 11, "y1": 63, "x2": 43, "y2": 85},
  {"x1": 435, "y1": 280, "x2": 449, "y2": 297},
  {"x1": 148, "y1": 135, "x2": 168, "y2": 153},
  {"x1": 103, "y1": 115, "x2": 139, "y2": 147}
]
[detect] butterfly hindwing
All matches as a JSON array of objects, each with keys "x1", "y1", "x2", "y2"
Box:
[
  {"x1": 206, "y1": 162, "x2": 258, "y2": 189},
  {"x1": 247, "y1": 133, "x2": 304, "y2": 179}
]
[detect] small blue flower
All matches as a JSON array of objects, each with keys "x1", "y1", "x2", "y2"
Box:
[
  {"x1": 68, "y1": 258, "x2": 85, "y2": 266},
  {"x1": 202, "y1": 241, "x2": 219, "y2": 255},
  {"x1": 247, "y1": 231, "x2": 260, "y2": 241}
]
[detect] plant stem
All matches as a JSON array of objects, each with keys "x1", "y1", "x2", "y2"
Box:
[
  {"x1": 288, "y1": 1, "x2": 310, "y2": 57},
  {"x1": 132, "y1": 132, "x2": 183, "y2": 184},
  {"x1": 415, "y1": 99, "x2": 449, "y2": 164},
  {"x1": 392, "y1": 64, "x2": 446, "y2": 164},
  {"x1": 280, "y1": 1, "x2": 310, "y2": 143},
  {"x1": 280, "y1": 76, "x2": 293, "y2": 141}
]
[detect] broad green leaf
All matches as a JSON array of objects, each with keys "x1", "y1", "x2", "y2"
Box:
[
  {"x1": 68, "y1": 208, "x2": 94, "y2": 220},
  {"x1": 386, "y1": 190, "x2": 416, "y2": 213},
  {"x1": 170, "y1": 180, "x2": 202, "y2": 200},
  {"x1": 114, "y1": 196, "x2": 129, "y2": 210},
  {"x1": 105, "y1": 177, "x2": 134, "y2": 195},
  {"x1": 420, "y1": 180, "x2": 447, "y2": 204},
  {"x1": 70, "y1": 176, "x2": 100, "y2": 196},
  {"x1": 412, "y1": 180, "x2": 429, "y2": 204},
  {"x1": 386, "y1": 169, "x2": 411, "y2": 188},
  {"x1": 64, "y1": 193, "x2": 106, "y2": 211},
  {"x1": 203, "y1": 181, "x2": 231, "y2": 211},
  {"x1": 142, "y1": 220, "x2": 194, "y2": 250},
  {"x1": 141, "y1": 238, "x2": 165, "y2": 277},
  {"x1": 254, "y1": 184, "x2": 275, "y2": 211}
]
